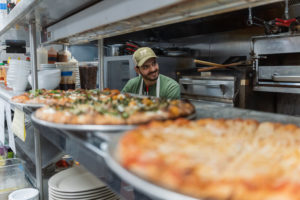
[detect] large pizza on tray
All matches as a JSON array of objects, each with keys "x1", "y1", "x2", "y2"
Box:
[
  {"x1": 17, "y1": 88, "x2": 195, "y2": 125},
  {"x1": 11, "y1": 88, "x2": 112, "y2": 105},
  {"x1": 118, "y1": 118, "x2": 300, "y2": 200}
]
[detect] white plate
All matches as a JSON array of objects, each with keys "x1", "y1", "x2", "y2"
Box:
[
  {"x1": 49, "y1": 193, "x2": 116, "y2": 200},
  {"x1": 49, "y1": 187, "x2": 109, "y2": 197},
  {"x1": 48, "y1": 166, "x2": 106, "y2": 193},
  {"x1": 49, "y1": 189, "x2": 115, "y2": 199}
]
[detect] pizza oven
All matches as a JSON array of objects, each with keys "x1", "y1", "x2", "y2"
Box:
[
  {"x1": 253, "y1": 34, "x2": 300, "y2": 94},
  {"x1": 179, "y1": 75, "x2": 237, "y2": 107}
]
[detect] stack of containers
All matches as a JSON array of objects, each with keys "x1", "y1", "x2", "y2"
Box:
[
  {"x1": 6, "y1": 60, "x2": 31, "y2": 91},
  {"x1": 0, "y1": 158, "x2": 28, "y2": 199},
  {"x1": 56, "y1": 62, "x2": 79, "y2": 90}
]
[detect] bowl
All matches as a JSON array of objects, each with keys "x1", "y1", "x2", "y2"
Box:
[
  {"x1": 9, "y1": 188, "x2": 39, "y2": 200},
  {"x1": 28, "y1": 69, "x2": 61, "y2": 90}
]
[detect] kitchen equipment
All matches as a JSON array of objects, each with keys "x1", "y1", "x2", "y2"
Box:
[
  {"x1": 180, "y1": 76, "x2": 236, "y2": 106},
  {"x1": 106, "y1": 44, "x2": 124, "y2": 56},
  {"x1": 252, "y1": 34, "x2": 300, "y2": 94},
  {"x1": 28, "y1": 69, "x2": 61, "y2": 90}
]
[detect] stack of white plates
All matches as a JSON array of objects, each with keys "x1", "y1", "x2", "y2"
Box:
[
  {"x1": 40, "y1": 64, "x2": 56, "y2": 70},
  {"x1": 48, "y1": 166, "x2": 119, "y2": 200}
]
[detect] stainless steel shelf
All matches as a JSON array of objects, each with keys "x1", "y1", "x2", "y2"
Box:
[
  {"x1": 0, "y1": 0, "x2": 100, "y2": 37},
  {"x1": 45, "y1": 0, "x2": 284, "y2": 44},
  {"x1": 0, "y1": 0, "x2": 284, "y2": 44},
  {"x1": 0, "y1": 0, "x2": 37, "y2": 36}
]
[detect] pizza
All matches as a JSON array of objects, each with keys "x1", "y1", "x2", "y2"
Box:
[
  {"x1": 118, "y1": 118, "x2": 300, "y2": 200},
  {"x1": 34, "y1": 90, "x2": 195, "y2": 125},
  {"x1": 11, "y1": 88, "x2": 120, "y2": 106}
]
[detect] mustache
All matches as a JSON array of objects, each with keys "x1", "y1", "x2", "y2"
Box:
[{"x1": 148, "y1": 70, "x2": 158, "y2": 76}]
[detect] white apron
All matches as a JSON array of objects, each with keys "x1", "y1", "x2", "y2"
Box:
[{"x1": 138, "y1": 75, "x2": 160, "y2": 98}]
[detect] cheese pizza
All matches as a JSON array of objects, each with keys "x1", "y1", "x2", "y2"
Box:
[{"x1": 118, "y1": 118, "x2": 300, "y2": 200}]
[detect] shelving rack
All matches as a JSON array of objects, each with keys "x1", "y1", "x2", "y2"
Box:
[{"x1": 0, "y1": 0, "x2": 285, "y2": 199}]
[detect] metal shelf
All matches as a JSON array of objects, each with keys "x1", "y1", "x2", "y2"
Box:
[
  {"x1": 0, "y1": 0, "x2": 100, "y2": 37},
  {"x1": 0, "y1": 0, "x2": 37, "y2": 36},
  {"x1": 45, "y1": 0, "x2": 284, "y2": 44},
  {"x1": 0, "y1": 0, "x2": 284, "y2": 44}
]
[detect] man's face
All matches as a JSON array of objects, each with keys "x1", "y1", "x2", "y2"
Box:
[{"x1": 137, "y1": 58, "x2": 159, "y2": 81}]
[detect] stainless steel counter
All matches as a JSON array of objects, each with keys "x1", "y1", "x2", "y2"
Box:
[
  {"x1": 3, "y1": 86, "x2": 300, "y2": 199},
  {"x1": 0, "y1": 85, "x2": 63, "y2": 200}
]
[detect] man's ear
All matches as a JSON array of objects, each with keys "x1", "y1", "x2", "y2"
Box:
[{"x1": 134, "y1": 66, "x2": 140, "y2": 74}]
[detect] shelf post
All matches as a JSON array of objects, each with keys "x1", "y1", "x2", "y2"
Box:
[
  {"x1": 29, "y1": 21, "x2": 38, "y2": 90},
  {"x1": 33, "y1": 127, "x2": 43, "y2": 200},
  {"x1": 30, "y1": 20, "x2": 43, "y2": 199},
  {"x1": 98, "y1": 39, "x2": 104, "y2": 90}
]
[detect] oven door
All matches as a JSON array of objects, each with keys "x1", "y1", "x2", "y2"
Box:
[
  {"x1": 254, "y1": 65, "x2": 300, "y2": 93},
  {"x1": 179, "y1": 76, "x2": 236, "y2": 106}
]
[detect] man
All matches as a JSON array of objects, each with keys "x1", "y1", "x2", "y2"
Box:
[{"x1": 122, "y1": 47, "x2": 180, "y2": 99}]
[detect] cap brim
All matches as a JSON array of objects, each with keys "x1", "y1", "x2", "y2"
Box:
[{"x1": 137, "y1": 55, "x2": 157, "y2": 67}]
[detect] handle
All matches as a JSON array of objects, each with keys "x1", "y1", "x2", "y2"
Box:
[
  {"x1": 180, "y1": 80, "x2": 224, "y2": 88},
  {"x1": 197, "y1": 61, "x2": 244, "y2": 72},
  {"x1": 272, "y1": 75, "x2": 300, "y2": 82},
  {"x1": 194, "y1": 59, "x2": 224, "y2": 67}
]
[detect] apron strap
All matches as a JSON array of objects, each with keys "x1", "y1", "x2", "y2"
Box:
[
  {"x1": 139, "y1": 75, "x2": 160, "y2": 98},
  {"x1": 156, "y1": 75, "x2": 160, "y2": 98}
]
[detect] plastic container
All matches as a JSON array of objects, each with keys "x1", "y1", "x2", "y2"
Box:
[
  {"x1": 9, "y1": 188, "x2": 39, "y2": 200},
  {"x1": 0, "y1": 63, "x2": 4, "y2": 82},
  {"x1": 0, "y1": 158, "x2": 28, "y2": 199},
  {"x1": 56, "y1": 62, "x2": 77, "y2": 90},
  {"x1": 58, "y1": 49, "x2": 71, "y2": 62},
  {"x1": 79, "y1": 64, "x2": 98, "y2": 89},
  {"x1": 37, "y1": 47, "x2": 48, "y2": 70},
  {"x1": 48, "y1": 47, "x2": 57, "y2": 64}
]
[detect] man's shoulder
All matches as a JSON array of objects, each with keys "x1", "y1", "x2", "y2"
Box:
[
  {"x1": 122, "y1": 76, "x2": 140, "y2": 93},
  {"x1": 160, "y1": 74, "x2": 179, "y2": 86},
  {"x1": 127, "y1": 76, "x2": 140, "y2": 84}
]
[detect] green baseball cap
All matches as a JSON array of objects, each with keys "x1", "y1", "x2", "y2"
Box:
[{"x1": 133, "y1": 47, "x2": 157, "y2": 67}]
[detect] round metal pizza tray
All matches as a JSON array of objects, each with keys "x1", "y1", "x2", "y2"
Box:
[
  {"x1": 31, "y1": 113, "x2": 137, "y2": 132},
  {"x1": 94, "y1": 134, "x2": 199, "y2": 200},
  {"x1": 10, "y1": 101, "x2": 45, "y2": 108},
  {"x1": 31, "y1": 112, "x2": 197, "y2": 132}
]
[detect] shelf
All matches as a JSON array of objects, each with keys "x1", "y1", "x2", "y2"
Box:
[
  {"x1": 45, "y1": 0, "x2": 284, "y2": 44},
  {"x1": 0, "y1": 0, "x2": 37, "y2": 36},
  {"x1": 0, "y1": 0, "x2": 100, "y2": 37}
]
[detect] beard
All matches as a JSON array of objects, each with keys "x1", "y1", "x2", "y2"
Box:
[{"x1": 140, "y1": 70, "x2": 159, "y2": 81}]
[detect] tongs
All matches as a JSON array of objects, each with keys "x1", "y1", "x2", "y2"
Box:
[{"x1": 194, "y1": 59, "x2": 251, "y2": 72}]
